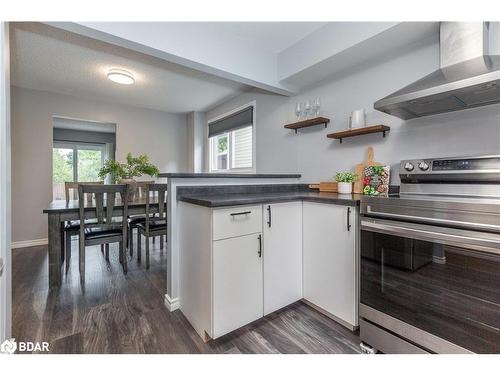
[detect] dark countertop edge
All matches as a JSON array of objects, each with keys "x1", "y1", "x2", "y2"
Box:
[
  {"x1": 179, "y1": 194, "x2": 361, "y2": 208},
  {"x1": 158, "y1": 173, "x2": 301, "y2": 179}
]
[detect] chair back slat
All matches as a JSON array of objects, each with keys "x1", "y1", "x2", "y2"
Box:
[
  {"x1": 95, "y1": 192, "x2": 105, "y2": 224},
  {"x1": 65, "y1": 181, "x2": 103, "y2": 203},
  {"x1": 135, "y1": 181, "x2": 154, "y2": 199},
  {"x1": 144, "y1": 183, "x2": 168, "y2": 234},
  {"x1": 157, "y1": 189, "x2": 166, "y2": 218},
  {"x1": 106, "y1": 192, "x2": 116, "y2": 224}
]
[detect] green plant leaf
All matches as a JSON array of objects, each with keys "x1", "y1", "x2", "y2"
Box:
[
  {"x1": 335, "y1": 172, "x2": 358, "y2": 183},
  {"x1": 99, "y1": 153, "x2": 160, "y2": 182}
]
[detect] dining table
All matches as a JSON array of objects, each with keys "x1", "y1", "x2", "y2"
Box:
[{"x1": 43, "y1": 196, "x2": 161, "y2": 288}]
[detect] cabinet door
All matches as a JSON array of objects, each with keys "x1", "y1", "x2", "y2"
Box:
[
  {"x1": 212, "y1": 233, "x2": 263, "y2": 338},
  {"x1": 303, "y1": 202, "x2": 357, "y2": 327},
  {"x1": 263, "y1": 202, "x2": 303, "y2": 315}
]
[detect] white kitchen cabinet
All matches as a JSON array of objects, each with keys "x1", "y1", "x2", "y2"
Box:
[
  {"x1": 262, "y1": 202, "x2": 303, "y2": 315},
  {"x1": 213, "y1": 233, "x2": 263, "y2": 338},
  {"x1": 179, "y1": 203, "x2": 263, "y2": 341},
  {"x1": 303, "y1": 201, "x2": 358, "y2": 329}
]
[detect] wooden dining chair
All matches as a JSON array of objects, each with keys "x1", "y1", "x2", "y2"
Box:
[
  {"x1": 63, "y1": 181, "x2": 104, "y2": 272},
  {"x1": 78, "y1": 184, "x2": 130, "y2": 285},
  {"x1": 127, "y1": 181, "x2": 154, "y2": 256},
  {"x1": 136, "y1": 183, "x2": 167, "y2": 269}
]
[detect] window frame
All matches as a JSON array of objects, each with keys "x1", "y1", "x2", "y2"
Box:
[{"x1": 207, "y1": 101, "x2": 256, "y2": 173}]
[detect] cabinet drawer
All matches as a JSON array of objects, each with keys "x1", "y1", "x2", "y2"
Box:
[{"x1": 213, "y1": 205, "x2": 262, "y2": 240}]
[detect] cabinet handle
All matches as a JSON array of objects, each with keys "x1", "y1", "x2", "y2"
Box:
[
  {"x1": 347, "y1": 207, "x2": 351, "y2": 231},
  {"x1": 267, "y1": 205, "x2": 272, "y2": 228},
  {"x1": 258, "y1": 234, "x2": 262, "y2": 257},
  {"x1": 230, "y1": 211, "x2": 251, "y2": 217}
]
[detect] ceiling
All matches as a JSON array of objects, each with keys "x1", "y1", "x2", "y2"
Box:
[
  {"x1": 11, "y1": 22, "x2": 431, "y2": 113},
  {"x1": 10, "y1": 22, "x2": 252, "y2": 114},
  {"x1": 185, "y1": 22, "x2": 327, "y2": 53}
]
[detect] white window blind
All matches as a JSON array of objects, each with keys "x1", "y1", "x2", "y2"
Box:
[{"x1": 231, "y1": 126, "x2": 253, "y2": 169}]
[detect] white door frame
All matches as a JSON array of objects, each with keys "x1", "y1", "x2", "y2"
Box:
[{"x1": 0, "y1": 21, "x2": 12, "y2": 343}]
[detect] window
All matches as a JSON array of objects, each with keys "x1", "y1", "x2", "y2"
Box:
[
  {"x1": 209, "y1": 104, "x2": 254, "y2": 172},
  {"x1": 52, "y1": 142, "x2": 107, "y2": 200}
]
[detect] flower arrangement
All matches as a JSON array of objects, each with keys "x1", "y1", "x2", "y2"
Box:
[{"x1": 98, "y1": 153, "x2": 159, "y2": 183}]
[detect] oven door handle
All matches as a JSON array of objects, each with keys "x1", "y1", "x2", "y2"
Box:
[
  {"x1": 361, "y1": 218, "x2": 500, "y2": 256},
  {"x1": 364, "y1": 205, "x2": 500, "y2": 232}
]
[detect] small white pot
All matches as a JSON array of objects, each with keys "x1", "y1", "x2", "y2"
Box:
[{"x1": 337, "y1": 182, "x2": 353, "y2": 194}]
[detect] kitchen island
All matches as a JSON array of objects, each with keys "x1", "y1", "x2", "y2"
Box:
[{"x1": 158, "y1": 173, "x2": 302, "y2": 311}]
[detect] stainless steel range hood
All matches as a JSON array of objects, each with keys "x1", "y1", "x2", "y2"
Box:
[{"x1": 374, "y1": 22, "x2": 500, "y2": 119}]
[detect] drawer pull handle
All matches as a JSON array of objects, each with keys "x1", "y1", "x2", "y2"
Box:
[
  {"x1": 258, "y1": 234, "x2": 262, "y2": 257},
  {"x1": 230, "y1": 211, "x2": 251, "y2": 217},
  {"x1": 347, "y1": 207, "x2": 351, "y2": 231}
]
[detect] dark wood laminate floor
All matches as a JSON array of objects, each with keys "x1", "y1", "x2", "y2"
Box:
[{"x1": 12, "y1": 240, "x2": 362, "y2": 354}]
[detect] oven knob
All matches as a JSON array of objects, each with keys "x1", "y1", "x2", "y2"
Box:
[
  {"x1": 404, "y1": 162, "x2": 414, "y2": 171},
  {"x1": 418, "y1": 161, "x2": 430, "y2": 171}
]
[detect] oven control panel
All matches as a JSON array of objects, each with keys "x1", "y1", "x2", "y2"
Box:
[
  {"x1": 432, "y1": 159, "x2": 489, "y2": 171},
  {"x1": 400, "y1": 155, "x2": 500, "y2": 182},
  {"x1": 401, "y1": 156, "x2": 500, "y2": 173}
]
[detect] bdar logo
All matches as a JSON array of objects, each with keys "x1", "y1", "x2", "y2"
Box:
[{"x1": 0, "y1": 338, "x2": 17, "y2": 354}]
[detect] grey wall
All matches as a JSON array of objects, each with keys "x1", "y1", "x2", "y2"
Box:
[
  {"x1": 11, "y1": 86, "x2": 188, "y2": 243},
  {"x1": 206, "y1": 91, "x2": 299, "y2": 174},
  {"x1": 206, "y1": 38, "x2": 500, "y2": 183}
]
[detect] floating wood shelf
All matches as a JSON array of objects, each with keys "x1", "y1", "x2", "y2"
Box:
[
  {"x1": 284, "y1": 117, "x2": 330, "y2": 134},
  {"x1": 327, "y1": 125, "x2": 390, "y2": 144}
]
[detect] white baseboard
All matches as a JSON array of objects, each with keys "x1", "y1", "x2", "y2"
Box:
[
  {"x1": 11, "y1": 238, "x2": 48, "y2": 249},
  {"x1": 164, "y1": 294, "x2": 180, "y2": 311}
]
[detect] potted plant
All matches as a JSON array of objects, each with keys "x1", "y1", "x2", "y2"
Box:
[
  {"x1": 335, "y1": 172, "x2": 358, "y2": 194},
  {"x1": 98, "y1": 153, "x2": 160, "y2": 199}
]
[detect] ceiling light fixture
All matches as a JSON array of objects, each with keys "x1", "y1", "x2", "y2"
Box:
[{"x1": 107, "y1": 69, "x2": 135, "y2": 85}]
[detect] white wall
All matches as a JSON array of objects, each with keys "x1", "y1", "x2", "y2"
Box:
[
  {"x1": 0, "y1": 21, "x2": 12, "y2": 342},
  {"x1": 186, "y1": 111, "x2": 205, "y2": 173},
  {"x1": 207, "y1": 39, "x2": 500, "y2": 183},
  {"x1": 11, "y1": 86, "x2": 188, "y2": 243}
]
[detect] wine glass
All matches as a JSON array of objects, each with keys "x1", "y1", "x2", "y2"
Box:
[
  {"x1": 295, "y1": 102, "x2": 302, "y2": 121},
  {"x1": 314, "y1": 97, "x2": 321, "y2": 117},
  {"x1": 304, "y1": 100, "x2": 312, "y2": 119}
]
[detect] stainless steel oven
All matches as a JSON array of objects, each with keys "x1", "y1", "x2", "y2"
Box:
[{"x1": 359, "y1": 155, "x2": 500, "y2": 354}]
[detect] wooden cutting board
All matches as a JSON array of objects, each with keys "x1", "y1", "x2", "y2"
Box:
[
  {"x1": 353, "y1": 147, "x2": 383, "y2": 194},
  {"x1": 308, "y1": 182, "x2": 338, "y2": 192}
]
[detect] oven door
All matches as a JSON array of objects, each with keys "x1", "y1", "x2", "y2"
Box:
[{"x1": 360, "y1": 217, "x2": 500, "y2": 353}]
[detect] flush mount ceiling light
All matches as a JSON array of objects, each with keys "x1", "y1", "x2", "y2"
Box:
[{"x1": 107, "y1": 69, "x2": 135, "y2": 85}]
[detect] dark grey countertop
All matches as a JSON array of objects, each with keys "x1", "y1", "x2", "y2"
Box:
[
  {"x1": 179, "y1": 191, "x2": 361, "y2": 208},
  {"x1": 158, "y1": 173, "x2": 301, "y2": 179}
]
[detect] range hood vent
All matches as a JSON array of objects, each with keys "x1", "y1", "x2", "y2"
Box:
[{"x1": 374, "y1": 22, "x2": 500, "y2": 119}]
